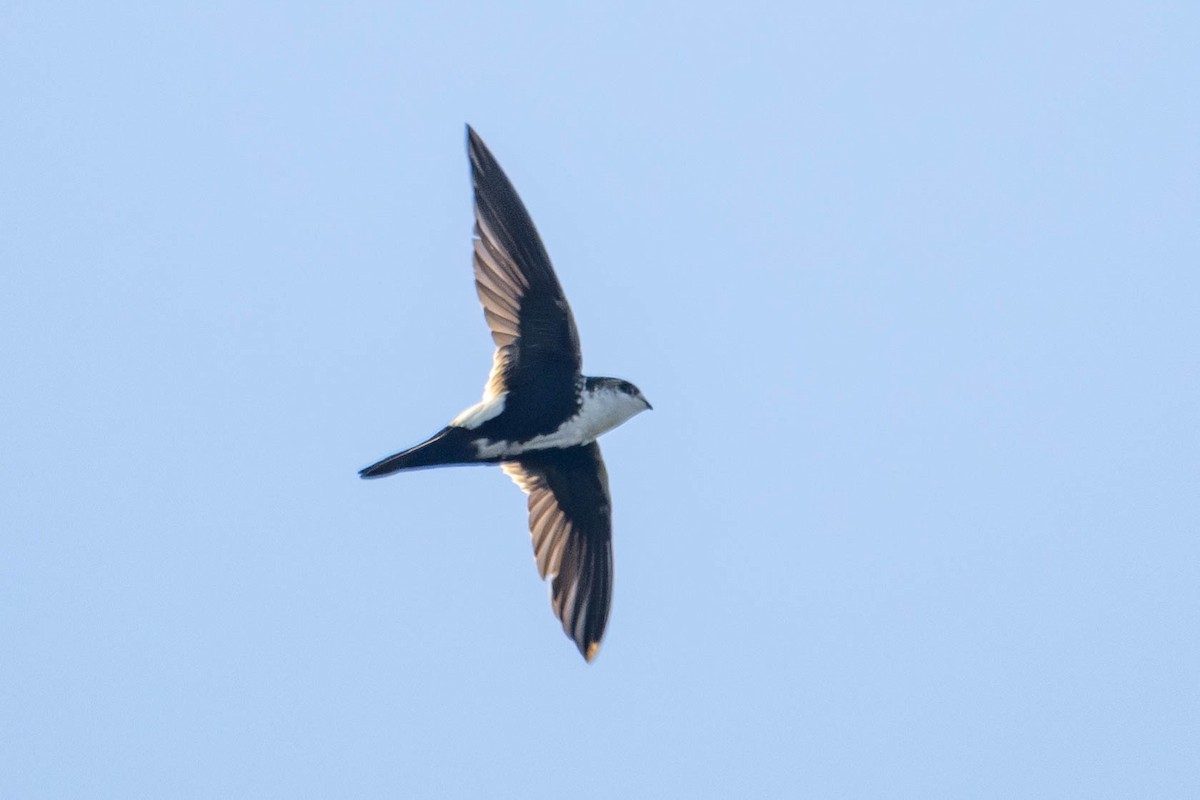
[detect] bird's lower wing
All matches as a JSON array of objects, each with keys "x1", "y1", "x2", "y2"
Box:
[{"x1": 501, "y1": 442, "x2": 613, "y2": 662}]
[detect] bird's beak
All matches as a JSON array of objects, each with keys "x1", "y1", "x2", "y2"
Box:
[{"x1": 644, "y1": 399, "x2": 653, "y2": 411}]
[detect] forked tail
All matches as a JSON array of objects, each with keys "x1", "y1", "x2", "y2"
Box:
[{"x1": 359, "y1": 427, "x2": 480, "y2": 478}]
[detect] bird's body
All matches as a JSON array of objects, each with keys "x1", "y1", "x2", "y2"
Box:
[{"x1": 360, "y1": 127, "x2": 650, "y2": 661}]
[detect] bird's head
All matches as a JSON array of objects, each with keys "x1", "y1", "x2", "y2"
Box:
[
  {"x1": 585, "y1": 377, "x2": 653, "y2": 424},
  {"x1": 612, "y1": 379, "x2": 652, "y2": 413}
]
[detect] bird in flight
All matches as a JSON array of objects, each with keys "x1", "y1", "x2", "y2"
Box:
[{"x1": 360, "y1": 126, "x2": 651, "y2": 661}]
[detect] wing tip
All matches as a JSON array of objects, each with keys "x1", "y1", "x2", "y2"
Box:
[{"x1": 466, "y1": 124, "x2": 489, "y2": 167}]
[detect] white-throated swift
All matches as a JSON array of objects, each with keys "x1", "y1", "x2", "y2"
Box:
[{"x1": 360, "y1": 127, "x2": 651, "y2": 661}]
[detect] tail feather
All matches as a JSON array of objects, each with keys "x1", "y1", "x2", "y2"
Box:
[{"x1": 359, "y1": 427, "x2": 479, "y2": 478}]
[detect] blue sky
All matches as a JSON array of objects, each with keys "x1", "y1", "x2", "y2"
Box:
[{"x1": 3, "y1": 2, "x2": 1197, "y2": 797}]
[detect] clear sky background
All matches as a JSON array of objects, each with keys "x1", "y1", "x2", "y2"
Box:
[{"x1": 3, "y1": 2, "x2": 1197, "y2": 797}]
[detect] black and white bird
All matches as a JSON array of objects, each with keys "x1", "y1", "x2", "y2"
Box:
[{"x1": 360, "y1": 127, "x2": 651, "y2": 662}]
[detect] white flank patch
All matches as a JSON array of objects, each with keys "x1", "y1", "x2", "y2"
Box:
[
  {"x1": 472, "y1": 384, "x2": 649, "y2": 459},
  {"x1": 450, "y1": 392, "x2": 508, "y2": 430}
]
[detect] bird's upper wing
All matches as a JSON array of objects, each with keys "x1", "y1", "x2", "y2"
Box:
[
  {"x1": 501, "y1": 442, "x2": 613, "y2": 662},
  {"x1": 467, "y1": 127, "x2": 582, "y2": 401}
]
